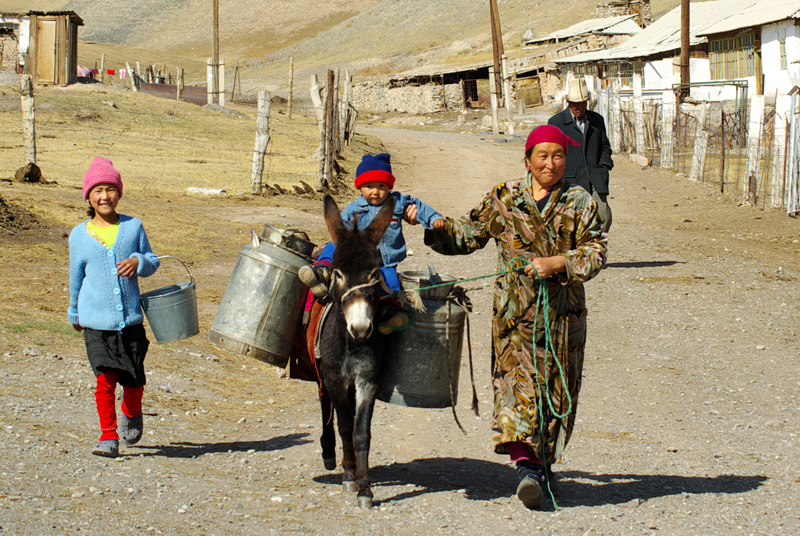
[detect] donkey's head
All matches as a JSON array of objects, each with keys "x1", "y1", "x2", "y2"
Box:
[{"x1": 323, "y1": 194, "x2": 396, "y2": 342}]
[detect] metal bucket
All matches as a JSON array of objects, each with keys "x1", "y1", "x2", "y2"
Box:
[
  {"x1": 378, "y1": 290, "x2": 466, "y2": 408},
  {"x1": 398, "y1": 268, "x2": 458, "y2": 299},
  {"x1": 208, "y1": 225, "x2": 313, "y2": 367},
  {"x1": 140, "y1": 256, "x2": 200, "y2": 344}
]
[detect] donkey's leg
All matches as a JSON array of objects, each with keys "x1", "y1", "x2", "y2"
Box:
[
  {"x1": 334, "y1": 396, "x2": 357, "y2": 492},
  {"x1": 319, "y1": 389, "x2": 336, "y2": 470},
  {"x1": 353, "y1": 380, "x2": 379, "y2": 509}
]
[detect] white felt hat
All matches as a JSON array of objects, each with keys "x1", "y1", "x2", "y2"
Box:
[{"x1": 566, "y1": 78, "x2": 590, "y2": 103}]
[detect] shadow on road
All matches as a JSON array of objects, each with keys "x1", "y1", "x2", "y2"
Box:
[
  {"x1": 313, "y1": 457, "x2": 518, "y2": 503},
  {"x1": 131, "y1": 433, "x2": 311, "y2": 458},
  {"x1": 555, "y1": 471, "x2": 767, "y2": 507},
  {"x1": 314, "y1": 460, "x2": 767, "y2": 508},
  {"x1": 605, "y1": 261, "x2": 684, "y2": 268}
]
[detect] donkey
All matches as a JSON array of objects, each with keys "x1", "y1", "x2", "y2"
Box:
[{"x1": 317, "y1": 193, "x2": 396, "y2": 509}]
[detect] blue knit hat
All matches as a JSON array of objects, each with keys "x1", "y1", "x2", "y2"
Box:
[{"x1": 355, "y1": 153, "x2": 396, "y2": 189}]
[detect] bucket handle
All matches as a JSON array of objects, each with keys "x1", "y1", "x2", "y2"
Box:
[{"x1": 156, "y1": 255, "x2": 195, "y2": 284}]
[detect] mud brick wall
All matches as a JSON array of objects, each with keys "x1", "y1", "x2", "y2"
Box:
[
  {"x1": 0, "y1": 35, "x2": 19, "y2": 71},
  {"x1": 353, "y1": 83, "x2": 464, "y2": 113},
  {"x1": 595, "y1": 0, "x2": 652, "y2": 26}
]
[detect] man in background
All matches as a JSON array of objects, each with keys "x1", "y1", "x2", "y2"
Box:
[{"x1": 548, "y1": 78, "x2": 614, "y2": 232}]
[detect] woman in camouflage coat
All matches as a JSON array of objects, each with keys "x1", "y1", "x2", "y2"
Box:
[{"x1": 425, "y1": 125, "x2": 608, "y2": 508}]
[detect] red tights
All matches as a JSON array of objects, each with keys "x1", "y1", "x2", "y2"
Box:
[{"x1": 95, "y1": 370, "x2": 144, "y2": 441}]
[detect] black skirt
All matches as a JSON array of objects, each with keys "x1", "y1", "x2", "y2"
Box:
[{"x1": 84, "y1": 323, "x2": 149, "y2": 387}]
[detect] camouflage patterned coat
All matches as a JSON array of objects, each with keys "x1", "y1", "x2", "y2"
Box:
[{"x1": 426, "y1": 175, "x2": 607, "y2": 462}]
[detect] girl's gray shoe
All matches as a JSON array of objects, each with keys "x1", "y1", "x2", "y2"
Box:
[
  {"x1": 298, "y1": 265, "x2": 330, "y2": 299},
  {"x1": 120, "y1": 413, "x2": 143, "y2": 445},
  {"x1": 92, "y1": 439, "x2": 119, "y2": 458}
]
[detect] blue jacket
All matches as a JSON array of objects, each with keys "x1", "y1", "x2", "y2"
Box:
[
  {"x1": 341, "y1": 192, "x2": 442, "y2": 267},
  {"x1": 68, "y1": 215, "x2": 160, "y2": 331}
]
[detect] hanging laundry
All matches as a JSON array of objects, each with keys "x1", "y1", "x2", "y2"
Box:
[
  {"x1": 119, "y1": 69, "x2": 127, "y2": 80},
  {"x1": 90, "y1": 69, "x2": 99, "y2": 76},
  {"x1": 77, "y1": 65, "x2": 91, "y2": 78},
  {"x1": 106, "y1": 69, "x2": 116, "y2": 76}
]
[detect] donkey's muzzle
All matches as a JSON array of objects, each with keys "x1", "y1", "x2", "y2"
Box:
[{"x1": 343, "y1": 299, "x2": 374, "y2": 342}]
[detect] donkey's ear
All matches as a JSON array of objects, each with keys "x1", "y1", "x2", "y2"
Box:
[
  {"x1": 363, "y1": 197, "x2": 397, "y2": 245},
  {"x1": 323, "y1": 195, "x2": 347, "y2": 246}
]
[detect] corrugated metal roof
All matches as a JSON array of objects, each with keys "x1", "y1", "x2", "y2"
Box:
[
  {"x1": 556, "y1": 0, "x2": 722, "y2": 63},
  {"x1": 558, "y1": 0, "x2": 800, "y2": 64},
  {"x1": 526, "y1": 15, "x2": 641, "y2": 44},
  {"x1": 390, "y1": 59, "x2": 494, "y2": 80},
  {"x1": 696, "y1": 0, "x2": 800, "y2": 35}
]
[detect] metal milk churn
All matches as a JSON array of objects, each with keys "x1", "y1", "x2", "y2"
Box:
[
  {"x1": 378, "y1": 268, "x2": 467, "y2": 408},
  {"x1": 208, "y1": 224, "x2": 314, "y2": 367}
]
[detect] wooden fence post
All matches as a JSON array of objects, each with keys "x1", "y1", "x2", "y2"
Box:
[
  {"x1": 324, "y1": 69, "x2": 336, "y2": 188},
  {"x1": 207, "y1": 58, "x2": 214, "y2": 105},
  {"x1": 341, "y1": 69, "x2": 352, "y2": 145},
  {"x1": 488, "y1": 67, "x2": 499, "y2": 135},
  {"x1": 177, "y1": 67, "x2": 185, "y2": 101},
  {"x1": 287, "y1": 57, "x2": 294, "y2": 120},
  {"x1": 689, "y1": 102, "x2": 711, "y2": 182},
  {"x1": 100, "y1": 53, "x2": 105, "y2": 83},
  {"x1": 661, "y1": 89, "x2": 675, "y2": 169},
  {"x1": 633, "y1": 73, "x2": 645, "y2": 156},
  {"x1": 502, "y1": 55, "x2": 514, "y2": 135},
  {"x1": 610, "y1": 81, "x2": 622, "y2": 154},
  {"x1": 219, "y1": 59, "x2": 225, "y2": 107},
  {"x1": 251, "y1": 90, "x2": 271, "y2": 194},
  {"x1": 310, "y1": 74, "x2": 326, "y2": 188},
  {"x1": 125, "y1": 62, "x2": 139, "y2": 92},
  {"x1": 20, "y1": 75, "x2": 36, "y2": 165},
  {"x1": 333, "y1": 69, "x2": 341, "y2": 154}
]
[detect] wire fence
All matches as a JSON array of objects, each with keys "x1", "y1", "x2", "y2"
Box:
[{"x1": 598, "y1": 81, "x2": 800, "y2": 216}]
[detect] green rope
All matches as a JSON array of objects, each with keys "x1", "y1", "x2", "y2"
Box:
[{"x1": 402, "y1": 256, "x2": 573, "y2": 509}]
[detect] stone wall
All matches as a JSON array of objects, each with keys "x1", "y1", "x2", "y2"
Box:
[
  {"x1": 0, "y1": 34, "x2": 18, "y2": 72},
  {"x1": 352, "y1": 82, "x2": 464, "y2": 113},
  {"x1": 595, "y1": 0, "x2": 652, "y2": 26},
  {"x1": 444, "y1": 83, "x2": 463, "y2": 110}
]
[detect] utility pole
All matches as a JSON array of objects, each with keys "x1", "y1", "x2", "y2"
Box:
[
  {"x1": 212, "y1": 0, "x2": 219, "y2": 102},
  {"x1": 489, "y1": 0, "x2": 504, "y2": 103},
  {"x1": 680, "y1": 0, "x2": 690, "y2": 100}
]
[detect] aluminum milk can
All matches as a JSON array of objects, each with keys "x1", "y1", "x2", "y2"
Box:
[{"x1": 208, "y1": 224, "x2": 313, "y2": 367}]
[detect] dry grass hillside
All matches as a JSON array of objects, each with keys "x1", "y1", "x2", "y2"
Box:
[
  {"x1": 14, "y1": 0, "x2": 714, "y2": 97},
  {"x1": 44, "y1": 0, "x2": 694, "y2": 78}
]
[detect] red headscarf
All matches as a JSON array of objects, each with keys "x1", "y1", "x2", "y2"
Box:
[{"x1": 525, "y1": 125, "x2": 580, "y2": 153}]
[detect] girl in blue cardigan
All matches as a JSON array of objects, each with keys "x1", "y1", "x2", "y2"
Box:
[{"x1": 68, "y1": 157, "x2": 160, "y2": 458}]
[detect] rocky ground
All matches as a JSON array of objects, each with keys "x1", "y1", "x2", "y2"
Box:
[{"x1": 1, "y1": 121, "x2": 799, "y2": 535}]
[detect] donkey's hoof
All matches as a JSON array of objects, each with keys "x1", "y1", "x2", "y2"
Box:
[
  {"x1": 323, "y1": 457, "x2": 337, "y2": 470},
  {"x1": 357, "y1": 495, "x2": 373, "y2": 509},
  {"x1": 343, "y1": 481, "x2": 357, "y2": 493}
]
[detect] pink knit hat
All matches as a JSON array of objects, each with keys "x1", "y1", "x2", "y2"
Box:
[{"x1": 82, "y1": 157, "x2": 123, "y2": 200}]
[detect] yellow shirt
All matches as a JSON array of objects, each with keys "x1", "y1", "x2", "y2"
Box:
[{"x1": 87, "y1": 221, "x2": 120, "y2": 249}]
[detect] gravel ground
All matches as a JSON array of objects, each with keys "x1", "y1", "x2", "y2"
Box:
[{"x1": 1, "y1": 123, "x2": 799, "y2": 535}]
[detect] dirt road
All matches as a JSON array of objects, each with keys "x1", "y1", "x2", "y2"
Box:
[{"x1": 1, "y1": 123, "x2": 799, "y2": 535}]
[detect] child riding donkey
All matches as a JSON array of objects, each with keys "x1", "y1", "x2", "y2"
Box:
[{"x1": 299, "y1": 152, "x2": 446, "y2": 334}]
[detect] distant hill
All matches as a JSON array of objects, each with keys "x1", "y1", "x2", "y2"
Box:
[
  {"x1": 59, "y1": 0, "x2": 690, "y2": 63},
  {"x1": 10, "y1": 0, "x2": 707, "y2": 94}
]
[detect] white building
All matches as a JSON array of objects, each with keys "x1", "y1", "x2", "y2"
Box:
[{"x1": 556, "y1": 0, "x2": 800, "y2": 101}]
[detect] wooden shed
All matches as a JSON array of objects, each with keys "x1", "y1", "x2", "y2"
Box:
[{"x1": 26, "y1": 11, "x2": 83, "y2": 85}]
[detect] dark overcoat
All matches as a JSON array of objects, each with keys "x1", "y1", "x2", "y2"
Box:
[{"x1": 547, "y1": 108, "x2": 614, "y2": 195}]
